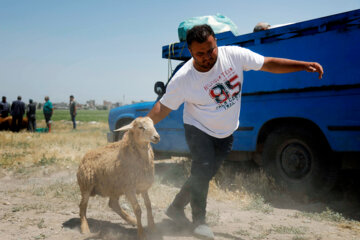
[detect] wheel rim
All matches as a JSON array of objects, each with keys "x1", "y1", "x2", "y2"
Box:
[{"x1": 280, "y1": 142, "x2": 312, "y2": 179}]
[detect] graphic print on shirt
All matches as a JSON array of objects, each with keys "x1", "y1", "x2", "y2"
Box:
[{"x1": 204, "y1": 67, "x2": 241, "y2": 110}]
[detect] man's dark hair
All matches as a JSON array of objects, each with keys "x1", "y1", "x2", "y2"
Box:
[
  {"x1": 17, "y1": 96, "x2": 21, "y2": 100},
  {"x1": 29, "y1": 99, "x2": 33, "y2": 104},
  {"x1": 186, "y1": 24, "x2": 215, "y2": 46}
]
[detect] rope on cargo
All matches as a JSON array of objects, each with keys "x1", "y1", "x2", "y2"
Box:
[
  {"x1": 179, "y1": 42, "x2": 186, "y2": 59},
  {"x1": 168, "y1": 43, "x2": 175, "y2": 80}
]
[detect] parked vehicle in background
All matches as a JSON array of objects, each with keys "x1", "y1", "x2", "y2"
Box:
[{"x1": 108, "y1": 9, "x2": 360, "y2": 195}]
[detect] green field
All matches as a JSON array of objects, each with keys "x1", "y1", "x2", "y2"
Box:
[{"x1": 35, "y1": 109, "x2": 109, "y2": 122}]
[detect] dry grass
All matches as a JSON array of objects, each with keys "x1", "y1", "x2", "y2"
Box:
[
  {"x1": 207, "y1": 161, "x2": 281, "y2": 214},
  {"x1": 0, "y1": 121, "x2": 108, "y2": 171}
]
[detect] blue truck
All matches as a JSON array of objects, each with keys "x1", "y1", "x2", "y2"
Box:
[{"x1": 108, "y1": 9, "x2": 360, "y2": 195}]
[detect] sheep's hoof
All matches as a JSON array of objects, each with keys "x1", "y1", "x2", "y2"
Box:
[
  {"x1": 148, "y1": 222, "x2": 156, "y2": 232},
  {"x1": 126, "y1": 218, "x2": 137, "y2": 226},
  {"x1": 81, "y1": 229, "x2": 90, "y2": 234},
  {"x1": 80, "y1": 228, "x2": 90, "y2": 234},
  {"x1": 80, "y1": 223, "x2": 90, "y2": 234},
  {"x1": 137, "y1": 232, "x2": 146, "y2": 240}
]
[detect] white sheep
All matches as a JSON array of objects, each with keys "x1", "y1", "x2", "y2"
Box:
[{"x1": 76, "y1": 116, "x2": 160, "y2": 240}]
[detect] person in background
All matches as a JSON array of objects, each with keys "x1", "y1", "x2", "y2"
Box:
[
  {"x1": 0, "y1": 96, "x2": 10, "y2": 118},
  {"x1": 253, "y1": 22, "x2": 271, "y2": 32},
  {"x1": 69, "y1": 95, "x2": 77, "y2": 129},
  {"x1": 26, "y1": 99, "x2": 37, "y2": 132},
  {"x1": 147, "y1": 24, "x2": 323, "y2": 239},
  {"x1": 43, "y1": 96, "x2": 53, "y2": 132},
  {"x1": 11, "y1": 96, "x2": 25, "y2": 132}
]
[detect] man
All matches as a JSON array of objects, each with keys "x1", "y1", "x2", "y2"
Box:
[
  {"x1": 26, "y1": 99, "x2": 37, "y2": 132},
  {"x1": 11, "y1": 96, "x2": 26, "y2": 132},
  {"x1": 69, "y1": 95, "x2": 77, "y2": 129},
  {"x1": 0, "y1": 96, "x2": 10, "y2": 118},
  {"x1": 253, "y1": 22, "x2": 271, "y2": 32},
  {"x1": 147, "y1": 24, "x2": 323, "y2": 239},
  {"x1": 43, "y1": 96, "x2": 53, "y2": 132}
]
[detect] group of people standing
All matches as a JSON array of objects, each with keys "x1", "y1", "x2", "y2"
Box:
[{"x1": 0, "y1": 95, "x2": 77, "y2": 132}]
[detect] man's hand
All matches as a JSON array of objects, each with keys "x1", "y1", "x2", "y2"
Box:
[{"x1": 304, "y1": 62, "x2": 323, "y2": 79}]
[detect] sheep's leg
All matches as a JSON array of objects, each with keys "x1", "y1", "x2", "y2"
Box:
[
  {"x1": 108, "y1": 196, "x2": 137, "y2": 226},
  {"x1": 141, "y1": 191, "x2": 155, "y2": 231},
  {"x1": 126, "y1": 192, "x2": 145, "y2": 240},
  {"x1": 79, "y1": 191, "x2": 91, "y2": 234}
]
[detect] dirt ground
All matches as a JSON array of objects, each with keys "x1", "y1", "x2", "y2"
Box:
[
  {"x1": 1, "y1": 122, "x2": 360, "y2": 240},
  {"x1": 1, "y1": 158, "x2": 360, "y2": 240}
]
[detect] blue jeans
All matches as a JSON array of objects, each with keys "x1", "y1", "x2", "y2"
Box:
[
  {"x1": 71, "y1": 114, "x2": 76, "y2": 129},
  {"x1": 171, "y1": 124, "x2": 233, "y2": 225}
]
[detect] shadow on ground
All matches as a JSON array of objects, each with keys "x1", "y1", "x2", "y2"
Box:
[
  {"x1": 63, "y1": 217, "x2": 198, "y2": 240},
  {"x1": 63, "y1": 218, "x2": 138, "y2": 240}
]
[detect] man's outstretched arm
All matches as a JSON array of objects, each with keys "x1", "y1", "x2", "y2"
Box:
[
  {"x1": 147, "y1": 101, "x2": 172, "y2": 125},
  {"x1": 261, "y1": 57, "x2": 324, "y2": 79}
]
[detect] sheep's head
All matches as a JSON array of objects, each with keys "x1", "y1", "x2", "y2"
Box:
[{"x1": 115, "y1": 117, "x2": 160, "y2": 144}]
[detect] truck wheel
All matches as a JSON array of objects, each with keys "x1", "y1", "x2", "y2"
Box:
[
  {"x1": 114, "y1": 119, "x2": 133, "y2": 141},
  {"x1": 262, "y1": 126, "x2": 339, "y2": 197}
]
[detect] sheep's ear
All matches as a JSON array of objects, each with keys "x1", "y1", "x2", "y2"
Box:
[{"x1": 114, "y1": 122, "x2": 133, "y2": 132}]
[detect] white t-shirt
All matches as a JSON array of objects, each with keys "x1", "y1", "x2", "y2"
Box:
[{"x1": 160, "y1": 46, "x2": 264, "y2": 138}]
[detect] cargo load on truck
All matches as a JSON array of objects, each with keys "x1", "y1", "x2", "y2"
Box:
[{"x1": 177, "y1": 14, "x2": 239, "y2": 41}]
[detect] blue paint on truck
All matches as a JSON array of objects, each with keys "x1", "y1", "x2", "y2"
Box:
[{"x1": 108, "y1": 9, "x2": 360, "y2": 194}]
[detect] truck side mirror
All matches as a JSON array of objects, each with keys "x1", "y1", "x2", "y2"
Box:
[{"x1": 154, "y1": 81, "x2": 165, "y2": 96}]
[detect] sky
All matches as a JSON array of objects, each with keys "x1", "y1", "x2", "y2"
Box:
[{"x1": 1, "y1": 0, "x2": 359, "y2": 105}]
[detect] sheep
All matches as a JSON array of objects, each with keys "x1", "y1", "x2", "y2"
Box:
[{"x1": 76, "y1": 116, "x2": 160, "y2": 239}]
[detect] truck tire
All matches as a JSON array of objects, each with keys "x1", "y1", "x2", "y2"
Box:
[
  {"x1": 114, "y1": 119, "x2": 133, "y2": 141},
  {"x1": 262, "y1": 126, "x2": 339, "y2": 197}
]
